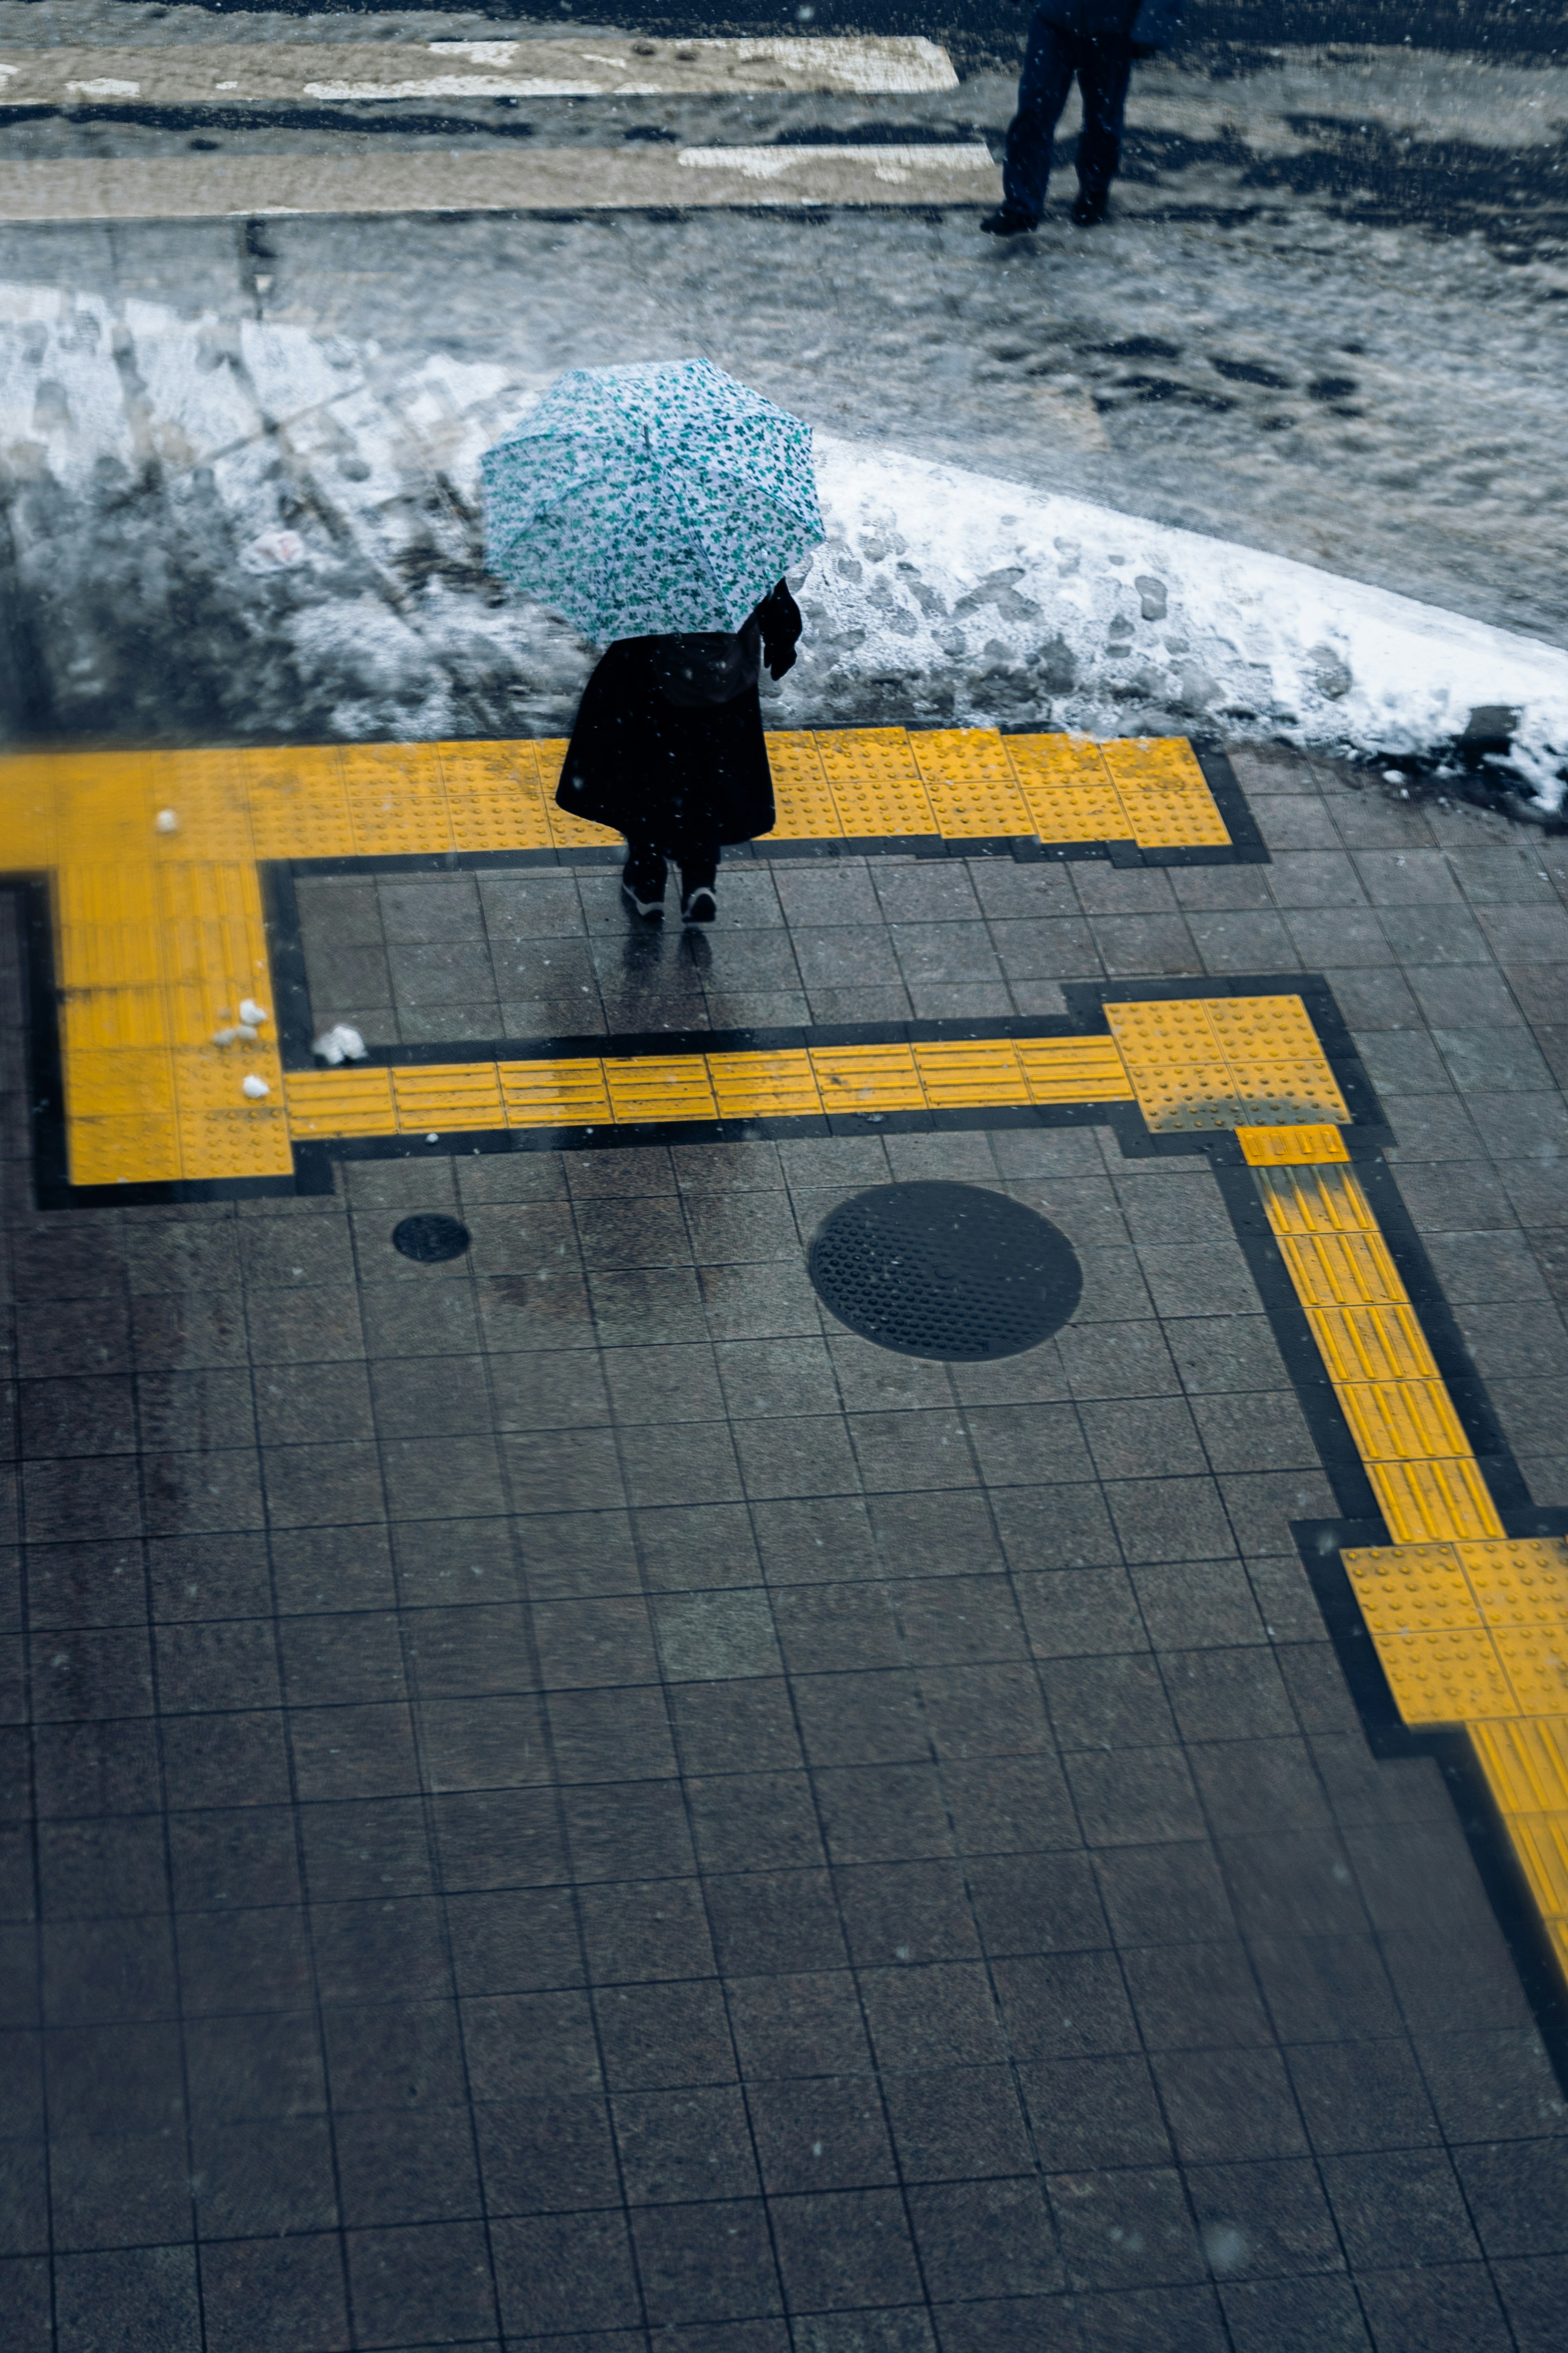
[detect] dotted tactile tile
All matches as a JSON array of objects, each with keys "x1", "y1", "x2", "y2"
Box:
[
  {"x1": 604, "y1": 1056, "x2": 720, "y2": 1124},
  {"x1": 1004, "y1": 734, "x2": 1128, "y2": 842},
  {"x1": 1237, "y1": 1123, "x2": 1350, "y2": 1166},
  {"x1": 910, "y1": 729, "x2": 1032, "y2": 839},
  {"x1": 239, "y1": 745, "x2": 355, "y2": 861},
  {"x1": 1375, "y1": 1625, "x2": 1515, "y2": 1724},
  {"x1": 439, "y1": 740, "x2": 554, "y2": 853},
  {"x1": 1368, "y1": 1455, "x2": 1506, "y2": 1546},
  {"x1": 178, "y1": 1106, "x2": 294, "y2": 1181},
  {"x1": 51, "y1": 751, "x2": 169, "y2": 866},
  {"x1": 814, "y1": 728, "x2": 937, "y2": 838},
  {"x1": 1099, "y1": 736, "x2": 1231, "y2": 847},
  {"x1": 1127, "y1": 1067, "x2": 1247, "y2": 1133},
  {"x1": 810, "y1": 1044, "x2": 925, "y2": 1114},
  {"x1": 706, "y1": 1050, "x2": 822, "y2": 1121},
  {"x1": 910, "y1": 1039, "x2": 1031, "y2": 1108},
  {"x1": 499, "y1": 1059, "x2": 614, "y2": 1128},
  {"x1": 66, "y1": 1046, "x2": 175, "y2": 1122},
  {"x1": 764, "y1": 734, "x2": 842, "y2": 841},
  {"x1": 341, "y1": 744, "x2": 454, "y2": 859},
  {"x1": 1493, "y1": 1627, "x2": 1568, "y2": 1716},
  {"x1": 1455, "y1": 1539, "x2": 1568, "y2": 1627},
  {"x1": 172, "y1": 1046, "x2": 282, "y2": 1120},
  {"x1": 391, "y1": 1063, "x2": 507, "y2": 1133},
  {"x1": 284, "y1": 1068, "x2": 397, "y2": 1137},
  {"x1": 1343, "y1": 1543, "x2": 1482, "y2": 1635},
  {"x1": 1105, "y1": 999, "x2": 1223, "y2": 1063},
  {"x1": 1306, "y1": 1303, "x2": 1439, "y2": 1387},
  {"x1": 539, "y1": 737, "x2": 620, "y2": 852}
]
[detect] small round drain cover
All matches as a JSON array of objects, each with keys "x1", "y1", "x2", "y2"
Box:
[
  {"x1": 808, "y1": 1181, "x2": 1081, "y2": 1361},
  {"x1": 392, "y1": 1213, "x2": 471, "y2": 1264}
]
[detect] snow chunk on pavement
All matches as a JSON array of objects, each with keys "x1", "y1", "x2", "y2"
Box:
[{"x1": 794, "y1": 437, "x2": 1568, "y2": 810}]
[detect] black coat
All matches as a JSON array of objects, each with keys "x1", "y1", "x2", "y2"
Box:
[
  {"x1": 1039, "y1": 0, "x2": 1183, "y2": 48},
  {"x1": 557, "y1": 582, "x2": 802, "y2": 850}
]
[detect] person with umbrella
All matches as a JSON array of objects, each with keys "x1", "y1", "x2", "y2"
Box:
[{"x1": 482, "y1": 360, "x2": 821, "y2": 924}]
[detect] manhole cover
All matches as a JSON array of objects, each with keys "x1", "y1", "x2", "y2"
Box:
[
  {"x1": 392, "y1": 1213, "x2": 472, "y2": 1264},
  {"x1": 808, "y1": 1181, "x2": 1081, "y2": 1361}
]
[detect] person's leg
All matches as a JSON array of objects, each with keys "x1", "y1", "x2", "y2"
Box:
[
  {"x1": 1073, "y1": 46, "x2": 1135, "y2": 220},
  {"x1": 990, "y1": 14, "x2": 1077, "y2": 230},
  {"x1": 621, "y1": 832, "x2": 668, "y2": 920},
  {"x1": 676, "y1": 832, "x2": 720, "y2": 923}
]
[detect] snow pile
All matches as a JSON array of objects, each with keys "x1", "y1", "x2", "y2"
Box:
[
  {"x1": 1, "y1": 278, "x2": 1563, "y2": 807},
  {"x1": 792, "y1": 437, "x2": 1568, "y2": 810}
]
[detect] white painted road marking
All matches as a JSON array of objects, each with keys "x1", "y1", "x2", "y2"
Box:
[
  {"x1": 0, "y1": 37, "x2": 959, "y2": 106},
  {"x1": 0, "y1": 143, "x2": 1001, "y2": 224}
]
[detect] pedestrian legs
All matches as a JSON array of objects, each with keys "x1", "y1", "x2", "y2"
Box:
[
  {"x1": 621, "y1": 833, "x2": 668, "y2": 921},
  {"x1": 673, "y1": 828, "x2": 720, "y2": 923},
  {"x1": 1000, "y1": 16, "x2": 1079, "y2": 225},
  {"x1": 1074, "y1": 47, "x2": 1135, "y2": 214}
]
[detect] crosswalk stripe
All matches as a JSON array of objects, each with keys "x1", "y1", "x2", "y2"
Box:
[
  {"x1": 0, "y1": 36, "x2": 959, "y2": 107},
  {"x1": 0, "y1": 142, "x2": 1000, "y2": 224}
]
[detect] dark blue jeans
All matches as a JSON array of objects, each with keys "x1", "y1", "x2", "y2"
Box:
[{"x1": 1003, "y1": 16, "x2": 1135, "y2": 221}]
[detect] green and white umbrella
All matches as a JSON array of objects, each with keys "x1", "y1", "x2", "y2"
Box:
[{"x1": 480, "y1": 358, "x2": 823, "y2": 643}]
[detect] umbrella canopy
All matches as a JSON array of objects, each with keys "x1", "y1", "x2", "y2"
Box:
[{"x1": 480, "y1": 358, "x2": 823, "y2": 643}]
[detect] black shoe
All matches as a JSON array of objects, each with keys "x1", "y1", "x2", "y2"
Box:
[
  {"x1": 980, "y1": 205, "x2": 1038, "y2": 238},
  {"x1": 681, "y1": 885, "x2": 717, "y2": 925},
  {"x1": 1071, "y1": 194, "x2": 1107, "y2": 226},
  {"x1": 621, "y1": 855, "x2": 667, "y2": 921}
]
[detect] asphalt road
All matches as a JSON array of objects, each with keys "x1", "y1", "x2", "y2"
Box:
[{"x1": 71, "y1": 0, "x2": 1568, "y2": 62}]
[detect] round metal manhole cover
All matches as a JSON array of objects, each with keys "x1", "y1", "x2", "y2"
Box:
[
  {"x1": 392, "y1": 1213, "x2": 472, "y2": 1264},
  {"x1": 808, "y1": 1181, "x2": 1082, "y2": 1361}
]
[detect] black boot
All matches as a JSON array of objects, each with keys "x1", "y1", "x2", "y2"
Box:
[
  {"x1": 621, "y1": 848, "x2": 667, "y2": 921},
  {"x1": 981, "y1": 203, "x2": 1040, "y2": 238},
  {"x1": 1071, "y1": 192, "x2": 1108, "y2": 226}
]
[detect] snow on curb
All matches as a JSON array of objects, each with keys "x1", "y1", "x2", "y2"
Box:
[
  {"x1": 2, "y1": 277, "x2": 1563, "y2": 806},
  {"x1": 790, "y1": 435, "x2": 1568, "y2": 811}
]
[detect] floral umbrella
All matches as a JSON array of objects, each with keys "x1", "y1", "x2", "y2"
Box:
[{"x1": 480, "y1": 358, "x2": 823, "y2": 643}]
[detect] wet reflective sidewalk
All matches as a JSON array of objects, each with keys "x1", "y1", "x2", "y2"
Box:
[{"x1": 4, "y1": 743, "x2": 1568, "y2": 2350}]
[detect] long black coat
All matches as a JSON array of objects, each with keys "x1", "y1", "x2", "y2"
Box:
[{"x1": 557, "y1": 582, "x2": 802, "y2": 850}]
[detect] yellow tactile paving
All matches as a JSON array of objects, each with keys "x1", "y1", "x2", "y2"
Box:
[
  {"x1": 0, "y1": 728, "x2": 1236, "y2": 1183},
  {"x1": 760, "y1": 734, "x2": 840, "y2": 843},
  {"x1": 1237, "y1": 1123, "x2": 1350, "y2": 1166},
  {"x1": 1101, "y1": 736, "x2": 1232, "y2": 848},
  {"x1": 809, "y1": 1043, "x2": 927, "y2": 1115},
  {"x1": 1268, "y1": 1126, "x2": 1568, "y2": 1994},
  {"x1": 1106, "y1": 995, "x2": 1349, "y2": 1135},
  {"x1": 910, "y1": 729, "x2": 1033, "y2": 839},
  {"x1": 1017, "y1": 1038, "x2": 1133, "y2": 1105},
  {"x1": 497, "y1": 1057, "x2": 614, "y2": 1129},
  {"x1": 269, "y1": 1033, "x2": 1140, "y2": 1146},
  {"x1": 1305, "y1": 1301, "x2": 1440, "y2": 1387},
  {"x1": 813, "y1": 728, "x2": 938, "y2": 839},
  {"x1": 706, "y1": 1051, "x2": 822, "y2": 1121},
  {"x1": 604, "y1": 1056, "x2": 721, "y2": 1124},
  {"x1": 390, "y1": 1063, "x2": 507, "y2": 1134},
  {"x1": 1003, "y1": 734, "x2": 1128, "y2": 844},
  {"x1": 283, "y1": 1068, "x2": 398, "y2": 1137}
]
